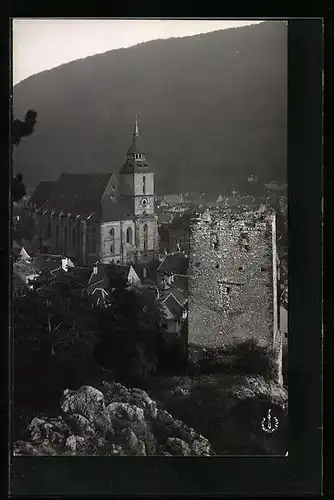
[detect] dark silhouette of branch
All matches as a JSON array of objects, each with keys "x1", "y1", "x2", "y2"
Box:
[
  {"x1": 12, "y1": 173, "x2": 26, "y2": 203},
  {"x1": 12, "y1": 110, "x2": 37, "y2": 146},
  {"x1": 12, "y1": 110, "x2": 37, "y2": 203}
]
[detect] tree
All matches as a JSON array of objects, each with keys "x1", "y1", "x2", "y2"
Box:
[
  {"x1": 12, "y1": 110, "x2": 37, "y2": 203},
  {"x1": 95, "y1": 280, "x2": 165, "y2": 384},
  {"x1": 14, "y1": 270, "x2": 100, "y2": 416},
  {"x1": 12, "y1": 110, "x2": 37, "y2": 146}
]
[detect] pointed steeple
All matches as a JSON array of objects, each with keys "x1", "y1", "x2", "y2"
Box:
[
  {"x1": 120, "y1": 115, "x2": 152, "y2": 174},
  {"x1": 133, "y1": 115, "x2": 139, "y2": 137},
  {"x1": 127, "y1": 115, "x2": 146, "y2": 158}
]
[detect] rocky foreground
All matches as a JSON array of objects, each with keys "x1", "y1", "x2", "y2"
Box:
[{"x1": 13, "y1": 382, "x2": 214, "y2": 456}]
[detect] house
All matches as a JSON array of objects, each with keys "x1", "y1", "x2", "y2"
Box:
[
  {"x1": 160, "y1": 286, "x2": 188, "y2": 335},
  {"x1": 29, "y1": 118, "x2": 159, "y2": 266},
  {"x1": 163, "y1": 194, "x2": 184, "y2": 206},
  {"x1": 87, "y1": 262, "x2": 141, "y2": 306},
  {"x1": 162, "y1": 212, "x2": 192, "y2": 253},
  {"x1": 133, "y1": 260, "x2": 160, "y2": 284},
  {"x1": 157, "y1": 251, "x2": 189, "y2": 286},
  {"x1": 13, "y1": 259, "x2": 40, "y2": 290}
]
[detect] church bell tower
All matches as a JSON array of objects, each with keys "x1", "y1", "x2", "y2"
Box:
[{"x1": 119, "y1": 117, "x2": 158, "y2": 261}]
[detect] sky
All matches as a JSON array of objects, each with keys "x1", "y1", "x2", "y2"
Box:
[{"x1": 12, "y1": 19, "x2": 263, "y2": 85}]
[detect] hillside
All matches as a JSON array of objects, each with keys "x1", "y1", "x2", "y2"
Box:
[{"x1": 13, "y1": 21, "x2": 287, "y2": 194}]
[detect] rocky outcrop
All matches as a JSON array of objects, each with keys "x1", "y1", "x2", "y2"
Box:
[{"x1": 13, "y1": 383, "x2": 213, "y2": 456}]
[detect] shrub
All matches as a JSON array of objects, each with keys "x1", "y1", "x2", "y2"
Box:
[{"x1": 229, "y1": 339, "x2": 279, "y2": 379}]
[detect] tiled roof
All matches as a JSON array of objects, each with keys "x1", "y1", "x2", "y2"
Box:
[
  {"x1": 157, "y1": 252, "x2": 189, "y2": 275},
  {"x1": 162, "y1": 293, "x2": 183, "y2": 320},
  {"x1": 88, "y1": 263, "x2": 132, "y2": 290},
  {"x1": 161, "y1": 285, "x2": 186, "y2": 307},
  {"x1": 87, "y1": 275, "x2": 110, "y2": 295},
  {"x1": 43, "y1": 173, "x2": 112, "y2": 220},
  {"x1": 172, "y1": 275, "x2": 188, "y2": 296},
  {"x1": 30, "y1": 181, "x2": 56, "y2": 210},
  {"x1": 33, "y1": 255, "x2": 73, "y2": 273},
  {"x1": 101, "y1": 198, "x2": 134, "y2": 222},
  {"x1": 67, "y1": 267, "x2": 92, "y2": 286}
]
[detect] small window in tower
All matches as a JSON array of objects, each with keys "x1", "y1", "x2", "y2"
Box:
[
  {"x1": 143, "y1": 176, "x2": 146, "y2": 195},
  {"x1": 126, "y1": 227, "x2": 133, "y2": 245},
  {"x1": 143, "y1": 224, "x2": 148, "y2": 251},
  {"x1": 110, "y1": 244, "x2": 114, "y2": 254}
]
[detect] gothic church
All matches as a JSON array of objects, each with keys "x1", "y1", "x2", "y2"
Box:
[{"x1": 30, "y1": 118, "x2": 159, "y2": 265}]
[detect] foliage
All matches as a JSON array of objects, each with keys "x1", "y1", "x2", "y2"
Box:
[
  {"x1": 12, "y1": 110, "x2": 37, "y2": 146},
  {"x1": 12, "y1": 110, "x2": 37, "y2": 203},
  {"x1": 95, "y1": 281, "x2": 165, "y2": 385},
  {"x1": 156, "y1": 334, "x2": 187, "y2": 376},
  {"x1": 146, "y1": 373, "x2": 287, "y2": 455},
  {"x1": 229, "y1": 339, "x2": 279, "y2": 379},
  {"x1": 188, "y1": 339, "x2": 279, "y2": 380},
  {"x1": 12, "y1": 173, "x2": 26, "y2": 204},
  {"x1": 13, "y1": 271, "x2": 100, "y2": 427},
  {"x1": 13, "y1": 202, "x2": 36, "y2": 242}
]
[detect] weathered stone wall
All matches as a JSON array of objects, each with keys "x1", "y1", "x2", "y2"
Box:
[{"x1": 188, "y1": 210, "x2": 278, "y2": 350}]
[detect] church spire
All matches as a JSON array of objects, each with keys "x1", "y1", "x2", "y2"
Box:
[
  {"x1": 127, "y1": 115, "x2": 145, "y2": 158},
  {"x1": 134, "y1": 115, "x2": 139, "y2": 137}
]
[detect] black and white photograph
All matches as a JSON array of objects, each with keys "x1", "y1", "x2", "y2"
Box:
[{"x1": 11, "y1": 18, "x2": 288, "y2": 458}]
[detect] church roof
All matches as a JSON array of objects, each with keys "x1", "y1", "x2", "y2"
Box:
[
  {"x1": 101, "y1": 197, "x2": 134, "y2": 222},
  {"x1": 43, "y1": 173, "x2": 111, "y2": 220},
  {"x1": 30, "y1": 180, "x2": 56, "y2": 210}
]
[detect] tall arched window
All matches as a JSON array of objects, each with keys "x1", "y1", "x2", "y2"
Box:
[
  {"x1": 143, "y1": 176, "x2": 146, "y2": 194},
  {"x1": 110, "y1": 227, "x2": 115, "y2": 254},
  {"x1": 56, "y1": 225, "x2": 59, "y2": 245},
  {"x1": 143, "y1": 224, "x2": 148, "y2": 251},
  {"x1": 47, "y1": 220, "x2": 51, "y2": 238},
  {"x1": 126, "y1": 227, "x2": 133, "y2": 244},
  {"x1": 72, "y1": 227, "x2": 76, "y2": 247},
  {"x1": 64, "y1": 226, "x2": 68, "y2": 250}
]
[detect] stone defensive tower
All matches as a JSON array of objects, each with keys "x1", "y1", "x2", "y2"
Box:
[{"x1": 188, "y1": 209, "x2": 281, "y2": 376}]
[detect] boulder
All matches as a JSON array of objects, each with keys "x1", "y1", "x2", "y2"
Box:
[
  {"x1": 166, "y1": 437, "x2": 191, "y2": 456},
  {"x1": 60, "y1": 386, "x2": 105, "y2": 422},
  {"x1": 14, "y1": 382, "x2": 214, "y2": 456}
]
